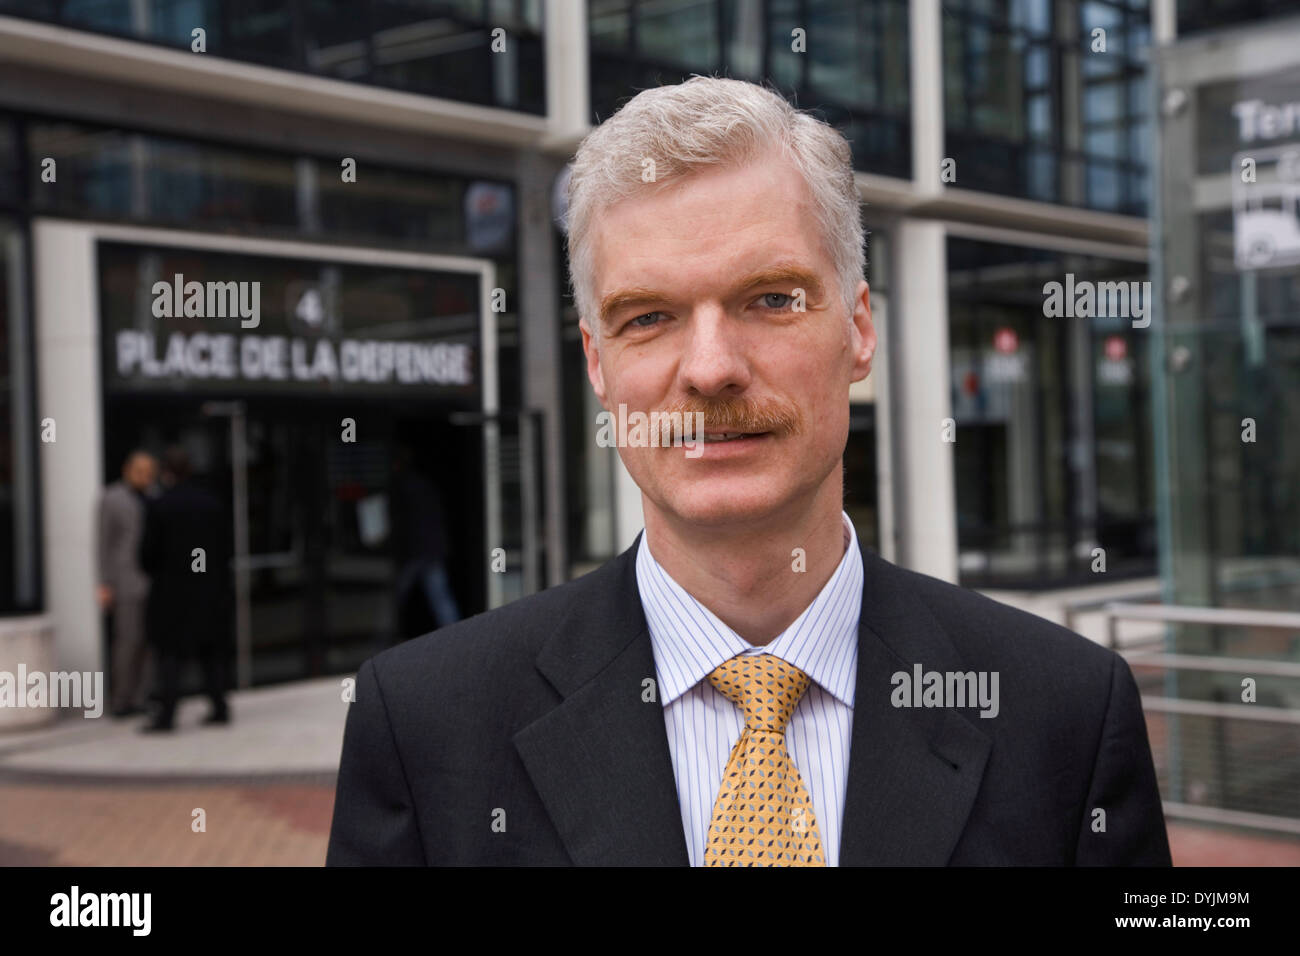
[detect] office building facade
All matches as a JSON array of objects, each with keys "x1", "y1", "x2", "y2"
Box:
[{"x1": 0, "y1": 1, "x2": 1291, "y2": 694}]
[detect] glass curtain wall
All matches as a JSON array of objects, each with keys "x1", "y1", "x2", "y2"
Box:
[
  {"x1": 948, "y1": 235, "x2": 1155, "y2": 588},
  {"x1": 0, "y1": 0, "x2": 546, "y2": 112},
  {"x1": 943, "y1": 0, "x2": 1151, "y2": 215},
  {"x1": 1152, "y1": 21, "x2": 1300, "y2": 823},
  {"x1": 589, "y1": 0, "x2": 912, "y2": 179}
]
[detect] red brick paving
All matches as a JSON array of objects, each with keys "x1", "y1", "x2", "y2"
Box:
[
  {"x1": 1167, "y1": 821, "x2": 1300, "y2": 866},
  {"x1": 0, "y1": 777, "x2": 335, "y2": 866}
]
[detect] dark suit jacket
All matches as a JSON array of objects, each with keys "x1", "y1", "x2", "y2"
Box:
[
  {"x1": 327, "y1": 533, "x2": 1172, "y2": 866},
  {"x1": 139, "y1": 479, "x2": 234, "y2": 652}
]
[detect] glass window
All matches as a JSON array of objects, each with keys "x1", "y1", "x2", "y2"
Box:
[
  {"x1": 0, "y1": 218, "x2": 41, "y2": 614},
  {"x1": 317, "y1": 165, "x2": 470, "y2": 250},
  {"x1": 1086, "y1": 126, "x2": 1123, "y2": 159},
  {"x1": 29, "y1": 125, "x2": 299, "y2": 230},
  {"x1": 1084, "y1": 82, "x2": 1125, "y2": 124},
  {"x1": 808, "y1": 0, "x2": 878, "y2": 108},
  {"x1": 639, "y1": 0, "x2": 719, "y2": 71},
  {"x1": 724, "y1": 0, "x2": 764, "y2": 79},
  {"x1": 1, "y1": 0, "x2": 545, "y2": 113},
  {"x1": 1010, "y1": 0, "x2": 1053, "y2": 36},
  {"x1": 590, "y1": 0, "x2": 632, "y2": 49},
  {"x1": 0, "y1": 119, "x2": 18, "y2": 210},
  {"x1": 948, "y1": 236, "x2": 1155, "y2": 587},
  {"x1": 1025, "y1": 44, "x2": 1051, "y2": 87},
  {"x1": 1027, "y1": 93, "x2": 1053, "y2": 142},
  {"x1": 591, "y1": 0, "x2": 912, "y2": 180},
  {"x1": 1086, "y1": 161, "x2": 1123, "y2": 209},
  {"x1": 1156, "y1": 55, "x2": 1300, "y2": 614},
  {"x1": 1178, "y1": 0, "x2": 1299, "y2": 36},
  {"x1": 766, "y1": 0, "x2": 804, "y2": 92},
  {"x1": 944, "y1": 0, "x2": 1150, "y2": 214}
]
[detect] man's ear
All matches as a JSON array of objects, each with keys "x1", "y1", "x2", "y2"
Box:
[
  {"x1": 849, "y1": 280, "x2": 876, "y2": 383},
  {"x1": 579, "y1": 319, "x2": 609, "y2": 408}
]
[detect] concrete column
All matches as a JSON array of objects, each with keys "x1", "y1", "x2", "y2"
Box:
[
  {"x1": 889, "y1": 220, "x2": 959, "y2": 582},
  {"x1": 888, "y1": 0, "x2": 959, "y2": 582},
  {"x1": 909, "y1": 0, "x2": 944, "y2": 194},
  {"x1": 544, "y1": 0, "x2": 590, "y2": 147},
  {"x1": 516, "y1": 150, "x2": 568, "y2": 586},
  {"x1": 1151, "y1": 0, "x2": 1177, "y2": 46},
  {"x1": 34, "y1": 222, "x2": 104, "y2": 676},
  {"x1": 0, "y1": 616, "x2": 57, "y2": 729}
]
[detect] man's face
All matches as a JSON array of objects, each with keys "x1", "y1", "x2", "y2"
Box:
[
  {"x1": 125, "y1": 455, "x2": 156, "y2": 491},
  {"x1": 580, "y1": 149, "x2": 876, "y2": 530}
]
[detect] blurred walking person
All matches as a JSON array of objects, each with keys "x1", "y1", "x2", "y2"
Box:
[
  {"x1": 392, "y1": 444, "x2": 460, "y2": 639},
  {"x1": 139, "y1": 446, "x2": 233, "y2": 732},
  {"x1": 97, "y1": 450, "x2": 157, "y2": 718}
]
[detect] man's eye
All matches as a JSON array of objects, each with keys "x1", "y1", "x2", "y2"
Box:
[
  {"x1": 629, "y1": 312, "x2": 665, "y2": 328},
  {"x1": 760, "y1": 293, "x2": 794, "y2": 309}
]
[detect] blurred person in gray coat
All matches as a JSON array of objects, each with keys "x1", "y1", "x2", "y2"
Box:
[{"x1": 97, "y1": 450, "x2": 158, "y2": 717}]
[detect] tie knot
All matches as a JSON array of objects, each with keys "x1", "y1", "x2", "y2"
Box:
[{"x1": 707, "y1": 654, "x2": 812, "y2": 733}]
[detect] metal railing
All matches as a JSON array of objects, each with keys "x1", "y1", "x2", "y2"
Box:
[
  {"x1": 1061, "y1": 586, "x2": 1161, "y2": 635},
  {"x1": 1097, "y1": 601, "x2": 1300, "y2": 836}
]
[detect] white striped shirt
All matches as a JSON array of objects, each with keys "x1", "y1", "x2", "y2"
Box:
[{"x1": 636, "y1": 511, "x2": 863, "y2": 866}]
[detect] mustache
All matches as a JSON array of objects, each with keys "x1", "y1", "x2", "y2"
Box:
[{"x1": 657, "y1": 395, "x2": 802, "y2": 436}]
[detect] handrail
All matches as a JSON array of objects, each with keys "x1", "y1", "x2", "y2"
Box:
[
  {"x1": 1104, "y1": 602, "x2": 1300, "y2": 628},
  {"x1": 1061, "y1": 588, "x2": 1161, "y2": 632},
  {"x1": 1101, "y1": 602, "x2": 1300, "y2": 650},
  {"x1": 1097, "y1": 601, "x2": 1300, "y2": 836},
  {"x1": 1124, "y1": 652, "x2": 1300, "y2": 679}
]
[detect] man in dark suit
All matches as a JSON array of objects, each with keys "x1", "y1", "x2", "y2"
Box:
[
  {"x1": 328, "y1": 77, "x2": 1170, "y2": 866},
  {"x1": 139, "y1": 446, "x2": 234, "y2": 732}
]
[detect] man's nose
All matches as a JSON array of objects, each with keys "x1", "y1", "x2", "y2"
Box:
[{"x1": 677, "y1": 307, "x2": 752, "y2": 395}]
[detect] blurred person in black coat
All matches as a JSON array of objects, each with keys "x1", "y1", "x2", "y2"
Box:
[
  {"x1": 391, "y1": 444, "x2": 460, "y2": 639},
  {"x1": 139, "y1": 446, "x2": 233, "y2": 732}
]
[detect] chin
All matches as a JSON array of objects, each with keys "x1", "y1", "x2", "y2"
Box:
[{"x1": 658, "y1": 482, "x2": 789, "y2": 527}]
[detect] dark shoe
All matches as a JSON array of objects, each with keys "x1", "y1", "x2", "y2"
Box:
[
  {"x1": 139, "y1": 720, "x2": 174, "y2": 733},
  {"x1": 201, "y1": 710, "x2": 230, "y2": 726}
]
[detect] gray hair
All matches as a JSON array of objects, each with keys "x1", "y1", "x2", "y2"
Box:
[{"x1": 566, "y1": 75, "x2": 864, "y2": 342}]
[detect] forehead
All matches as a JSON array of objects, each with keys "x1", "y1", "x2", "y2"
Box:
[{"x1": 589, "y1": 151, "x2": 828, "y2": 309}]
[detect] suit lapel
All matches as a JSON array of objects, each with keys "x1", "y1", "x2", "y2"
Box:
[
  {"x1": 839, "y1": 547, "x2": 992, "y2": 865},
  {"x1": 513, "y1": 533, "x2": 991, "y2": 866},
  {"x1": 513, "y1": 533, "x2": 690, "y2": 865}
]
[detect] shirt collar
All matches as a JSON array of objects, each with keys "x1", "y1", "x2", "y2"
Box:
[{"x1": 636, "y1": 512, "x2": 862, "y2": 708}]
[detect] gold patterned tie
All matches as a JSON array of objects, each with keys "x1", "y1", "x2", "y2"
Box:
[{"x1": 704, "y1": 653, "x2": 826, "y2": 866}]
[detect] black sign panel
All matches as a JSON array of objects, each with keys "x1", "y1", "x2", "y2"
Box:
[{"x1": 98, "y1": 241, "x2": 482, "y2": 405}]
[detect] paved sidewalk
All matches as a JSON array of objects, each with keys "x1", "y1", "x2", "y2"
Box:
[
  {"x1": 0, "y1": 676, "x2": 347, "y2": 778},
  {"x1": 0, "y1": 678, "x2": 345, "y2": 866}
]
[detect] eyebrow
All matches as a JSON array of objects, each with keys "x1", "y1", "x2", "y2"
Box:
[{"x1": 597, "y1": 264, "x2": 827, "y2": 331}]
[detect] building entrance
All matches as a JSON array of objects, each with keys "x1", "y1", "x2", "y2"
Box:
[
  {"x1": 104, "y1": 394, "x2": 485, "y2": 686},
  {"x1": 33, "y1": 220, "x2": 507, "y2": 688}
]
